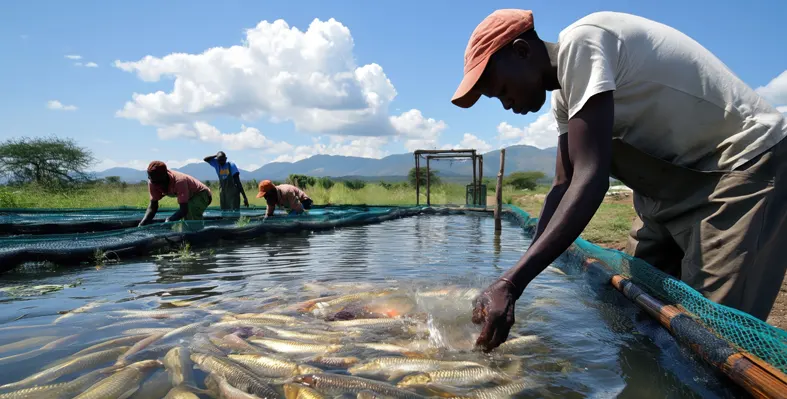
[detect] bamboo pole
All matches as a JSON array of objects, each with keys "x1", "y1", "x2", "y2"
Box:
[
  {"x1": 580, "y1": 259, "x2": 787, "y2": 399},
  {"x1": 426, "y1": 157, "x2": 431, "y2": 206},
  {"x1": 495, "y1": 149, "x2": 506, "y2": 231}
]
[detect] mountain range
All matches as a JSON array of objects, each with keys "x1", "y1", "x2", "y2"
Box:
[{"x1": 94, "y1": 145, "x2": 557, "y2": 182}]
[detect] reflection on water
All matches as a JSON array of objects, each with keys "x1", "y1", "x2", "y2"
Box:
[{"x1": 0, "y1": 214, "x2": 741, "y2": 398}]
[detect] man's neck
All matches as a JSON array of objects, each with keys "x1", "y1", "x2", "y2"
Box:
[{"x1": 543, "y1": 41, "x2": 561, "y2": 91}]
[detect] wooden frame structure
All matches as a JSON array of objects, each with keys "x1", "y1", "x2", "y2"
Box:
[{"x1": 413, "y1": 149, "x2": 483, "y2": 206}]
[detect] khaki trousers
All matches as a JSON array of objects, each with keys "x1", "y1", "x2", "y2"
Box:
[{"x1": 611, "y1": 138, "x2": 787, "y2": 321}]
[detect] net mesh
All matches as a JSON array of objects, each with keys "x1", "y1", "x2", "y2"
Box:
[
  {"x1": 1, "y1": 204, "x2": 785, "y2": 376},
  {"x1": 503, "y1": 205, "x2": 787, "y2": 375}
]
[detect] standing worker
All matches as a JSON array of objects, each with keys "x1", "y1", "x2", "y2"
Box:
[
  {"x1": 138, "y1": 161, "x2": 213, "y2": 226},
  {"x1": 203, "y1": 151, "x2": 249, "y2": 211},
  {"x1": 451, "y1": 9, "x2": 787, "y2": 351},
  {"x1": 256, "y1": 180, "x2": 313, "y2": 218}
]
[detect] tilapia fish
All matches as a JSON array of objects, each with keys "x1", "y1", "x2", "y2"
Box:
[
  {"x1": 0, "y1": 370, "x2": 105, "y2": 399},
  {"x1": 207, "y1": 374, "x2": 263, "y2": 399},
  {"x1": 453, "y1": 380, "x2": 543, "y2": 399},
  {"x1": 228, "y1": 354, "x2": 322, "y2": 378},
  {"x1": 309, "y1": 355, "x2": 360, "y2": 368},
  {"x1": 397, "y1": 366, "x2": 508, "y2": 387},
  {"x1": 293, "y1": 374, "x2": 424, "y2": 399},
  {"x1": 283, "y1": 382, "x2": 326, "y2": 399},
  {"x1": 191, "y1": 353, "x2": 280, "y2": 399},
  {"x1": 0, "y1": 346, "x2": 129, "y2": 390},
  {"x1": 349, "y1": 358, "x2": 482, "y2": 379},
  {"x1": 249, "y1": 338, "x2": 341, "y2": 355},
  {"x1": 163, "y1": 346, "x2": 194, "y2": 386},
  {"x1": 74, "y1": 359, "x2": 161, "y2": 399}
]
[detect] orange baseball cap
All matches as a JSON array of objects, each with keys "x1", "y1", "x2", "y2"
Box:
[
  {"x1": 451, "y1": 9, "x2": 535, "y2": 108},
  {"x1": 256, "y1": 180, "x2": 276, "y2": 198}
]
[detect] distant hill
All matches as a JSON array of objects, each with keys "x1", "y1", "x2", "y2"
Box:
[{"x1": 93, "y1": 145, "x2": 557, "y2": 182}]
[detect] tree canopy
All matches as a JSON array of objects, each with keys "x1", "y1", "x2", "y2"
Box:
[
  {"x1": 505, "y1": 171, "x2": 546, "y2": 190},
  {"x1": 0, "y1": 137, "x2": 95, "y2": 185},
  {"x1": 408, "y1": 167, "x2": 441, "y2": 187}
]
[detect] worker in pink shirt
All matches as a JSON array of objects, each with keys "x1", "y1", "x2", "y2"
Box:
[
  {"x1": 256, "y1": 180, "x2": 313, "y2": 218},
  {"x1": 138, "y1": 161, "x2": 213, "y2": 226}
]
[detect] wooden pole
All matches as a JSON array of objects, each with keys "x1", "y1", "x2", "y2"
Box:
[
  {"x1": 472, "y1": 151, "x2": 477, "y2": 206},
  {"x1": 426, "y1": 157, "x2": 431, "y2": 206},
  {"x1": 479, "y1": 155, "x2": 484, "y2": 207},
  {"x1": 415, "y1": 154, "x2": 420, "y2": 205},
  {"x1": 495, "y1": 149, "x2": 506, "y2": 231}
]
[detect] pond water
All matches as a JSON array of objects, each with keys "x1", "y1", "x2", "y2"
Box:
[{"x1": 0, "y1": 214, "x2": 742, "y2": 398}]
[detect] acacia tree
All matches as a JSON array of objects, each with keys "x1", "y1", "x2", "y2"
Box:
[
  {"x1": 408, "y1": 167, "x2": 440, "y2": 187},
  {"x1": 0, "y1": 137, "x2": 95, "y2": 185}
]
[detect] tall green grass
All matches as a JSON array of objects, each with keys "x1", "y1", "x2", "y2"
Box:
[{"x1": 0, "y1": 182, "x2": 534, "y2": 209}]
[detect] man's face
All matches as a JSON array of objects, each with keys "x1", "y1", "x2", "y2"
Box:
[
  {"x1": 149, "y1": 171, "x2": 169, "y2": 187},
  {"x1": 473, "y1": 50, "x2": 546, "y2": 115}
]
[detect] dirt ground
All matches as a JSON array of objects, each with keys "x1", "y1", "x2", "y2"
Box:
[{"x1": 498, "y1": 193, "x2": 787, "y2": 332}]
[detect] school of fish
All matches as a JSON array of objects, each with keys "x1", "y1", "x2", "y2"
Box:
[{"x1": 0, "y1": 283, "x2": 551, "y2": 399}]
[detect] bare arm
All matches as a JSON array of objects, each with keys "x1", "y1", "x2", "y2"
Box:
[
  {"x1": 167, "y1": 203, "x2": 189, "y2": 222},
  {"x1": 233, "y1": 173, "x2": 248, "y2": 206},
  {"x1": 203, "y1": 155, "x2": 217, "y2": 163},
  {"x1": 139, "y1": 200, "x2": 159, "y2": 227},
  {"x1": 532, "y1": 134, "x2": 571, "y2": 244},
  {"x1": 502, "y1": 91, "x2": 613, "y2": 298}
]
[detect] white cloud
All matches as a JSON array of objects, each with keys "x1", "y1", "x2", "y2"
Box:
[
  {"x1": 497, "y1": 112, "x2": 558, "y2": 149},
  {"x1": 47, "y1": 100, "x2": 77, "y2": 111},
  {"x1": 756, "y1": 70, "x2": 787, "y2": 108},
  {"x1": 389, "y1": 109, "x2": 448, "y2": 151},
  {"x1": 778, "y1": 106, "x2": 787, "y2": 114},
  {"x1": 454, "y1": 133, "x2": 493, "y2": 153},
  {"x1": 245, "y1": 163, "x2": 261, "y2": 171},
  {"x1": 85, "y1": 62, "x2": 98, "y2": 68},
  {"x1": 156, "y1": 122, "x2": 293, "y2": 152},
  {"x1": 92, "y1": 158, "x2": 202, "y2": 172},
  {"x1": 113, "y1": 17, "x2": 412, "y2": 138},
  {"x1": 65, "y1": 54, "x2": 82, "y2": 60},
  {"x1": 272, "y1": 136, "x2": 389, "y2": 163}
]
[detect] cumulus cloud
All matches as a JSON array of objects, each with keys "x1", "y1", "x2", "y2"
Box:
[
  {"x1": 156, "y1": 122, "x2": 293, "y2": 152},
  {"x1": 756, "y1": 70, "x2": 787, "y2": 108},
  {"x1": 272, "y1": 136, "x2": 389, "y2": 163},
  {"x1": 497, "y1": 112, "x2": 558, "y2": 149},
  {"x1": 778, "y1": 106, "x2": 787, "y2": 114},
  {"x1": 85, "y1": 62, "x2": 98, "y2": 68},
  {"x1": 65, "y1": 54, "x2": 82, "y2": 60},
  {"x1": 114, "y1": 17, "x2": 447, "y2": 141},
  {"x1": 389, "y1": 109, "x2": 448, "y2": 151},
  {"x1": 454, "y1": 133, "x2": 493, "y2": 153},
  {"x1": 47, "y1": 100, "x2": 77, "y2": 111}
]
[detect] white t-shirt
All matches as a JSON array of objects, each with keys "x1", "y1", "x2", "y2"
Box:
[{"x1": 551, "y1": 12, "x2": 787, "y2": 171}]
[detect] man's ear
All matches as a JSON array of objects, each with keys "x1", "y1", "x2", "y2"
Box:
[{"x1": 511, "y1": 38, "x2": 531, "y2": 60}]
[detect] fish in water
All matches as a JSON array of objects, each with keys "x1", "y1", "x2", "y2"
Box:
[
  {"x1": 228, "y1": 353, "x2": 323, "y2": 378},
  {"x1": 207, "y1": 374, "x2": 264, "y2": 399},
  {"x1": 232, "y1": 313, "x2": 303, "y2": 325},
  {"x1": 211, "y1": 332, "x2": 260, "y2": 353},
  {"x1": 115, "y1": 332, "x2": 166, "y2": 367},
  {"x1": 163, "y1": 346, "x2": 195, "y2": 387},
  {"x1": 128, "y1": 369, "x2": 172, "y2": 399},
  {"x1": 191, "y1": 353, "x2": 280, "y2": 399},
  {"x1": 42, "y1": 335, "x2": 148, "y2": 370},
  {"x1": 349, "y1": 358, "x2": 483, "y2": 380},
  {"x1": 0, "y1": 370, "x2": 105, "y2": 399},
  {"x1": 0, "y1": 336, "x2": 58, "y2": 355},
  {"x1": 397, "y1": 366, "x2": 509, "y2": 387},
  {"x1": 493, "y1": 336, "x2": 540, "y2": 354},
  {"x1": 163, "y1": 385, "x2": 202, "y2": 399},
  {"x1": 453, "y1": 380, "x2": 543, "y2": 399},
  {"x1": 0, "y1": 334, "x2": 81, "y2": 367},
  {"x1": 249, "y1": 338, "x2": 341, "y2": 355},
  {"x1": 53, "y1": 301, "x2": 104, "y2": 324},
  {"x1": 263, "y1": 327, "x2": 343, "y2": 343},
  {"x1": 73, "y1": 359, "x2": 161, "y2": 399},
  {"x1": 309, "y1": 355, "x2": 360, "y2": 368},
  {"x1": 0, "y1": 346, "x2": 129, "y2": 390},
  {"x1": 293, "y1": 373, "x2": 425, "y2": 399},
  {"x1": 283, "y1": 382, "x2": 327, "y2": 399}
]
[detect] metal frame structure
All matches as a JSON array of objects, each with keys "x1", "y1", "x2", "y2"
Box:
[{"x1": 413, "y1": 149, "x2": 483, "y2": 206}]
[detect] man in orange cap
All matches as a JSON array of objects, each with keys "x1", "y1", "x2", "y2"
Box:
[
  {"x1": 138, "y1": 161, "x2": 213, "y2": 226},
  {"x1": 455, "y1": 10, "x2": 787, "y2": 351},
  {"x1": 256, "y1": 180, "x2": 313, "y2": 218}
]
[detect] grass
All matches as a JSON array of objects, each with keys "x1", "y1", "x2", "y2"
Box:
[{"x1": 0, "y1": 181, "x2": 636, "y2": 249}]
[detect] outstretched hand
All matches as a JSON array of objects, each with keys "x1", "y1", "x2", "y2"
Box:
[{"x1": 472, "y1": 279, "x2": 517, "y2": 352}]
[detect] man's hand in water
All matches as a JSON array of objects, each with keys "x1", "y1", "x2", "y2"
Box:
[
  {"x1": 472, "y1": 279, "x2": 517, "y2": 352},
  {"x1": 243, "y1": 198, "x2": 249, "y2": 207}
]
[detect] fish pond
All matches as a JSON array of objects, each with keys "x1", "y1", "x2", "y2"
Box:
[{"x1": 0, "y1": 213, "x2": 744, "y2": 398}]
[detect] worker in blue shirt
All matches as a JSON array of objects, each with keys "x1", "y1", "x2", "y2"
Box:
[{"x1": 203, "y1": 151, "x2": 249, "y2": 211}]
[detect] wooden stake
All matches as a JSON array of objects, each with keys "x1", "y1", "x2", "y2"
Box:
[
  {"x1": 494, "y1": 149, "x2": 506, "y2": 231},
  {"x1": 479, "y1": 155, "x2": 484, "y2": 207},
  {"x1": 426, "y1": 157, "x2": 431, "y2": 206},
  {"x1": 415, "y1": 154, "x2": 420, "y2": 205}
]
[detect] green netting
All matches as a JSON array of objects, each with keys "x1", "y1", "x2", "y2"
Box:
[{"x1": 501, "y1": 205, "x2": 787, "y2": 376}]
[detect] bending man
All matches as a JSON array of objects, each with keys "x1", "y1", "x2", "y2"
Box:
[
  {"x1": 451, "y1": 10, "x2": 787, "y2": 350},
  {"x1": 204, "y1": 151, "x2": 249, "y2": 211},
  {"x1": 256, "y1": 180, "x2": 313, "y2": 218},
  {"x1": 139, "y1": 161, "x2": 213, "y2": 226}
]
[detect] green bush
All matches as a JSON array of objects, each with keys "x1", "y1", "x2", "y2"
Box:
[
  {"x1": 287, "y1": 174, "x2": 316, "y2": 188},
  {"x1": 315, "y1": 177, "x2": 335, "y2": 189},
  {"x1": 407, "y1": 167, "x2": 441, "y2": 187},
  {"x1": 342, "y1": 180, "x2": 366, "y2": 190},
  {"x1": 505, "y1": 171, "x2": 546, "y2": 190},
  {"x1": 379, "y1": 181, "x2": 392, "y2": 190}
]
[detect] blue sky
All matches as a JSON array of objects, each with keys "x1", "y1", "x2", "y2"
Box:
[{"x1": 1, "y1": 1, "x2": 785, "y2": 172}]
